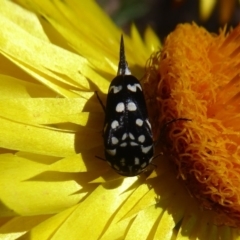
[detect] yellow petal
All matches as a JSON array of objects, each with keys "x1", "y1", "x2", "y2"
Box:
[
  {"x1": 27, "y1": 178, "x2": 138, "y2": 239},
  {"x1": 21, "y1": 205, "x2": 78, "y2": 239},
  {"x1": 154, "y1": 189, "x2": 189, "y2": 239},
  {"x1": 0, "y1": 0, "x2": 49, "y2": 41},
  {"x1": 0, "y1": 118, "x2": 75, "y2": 156},
  {"x1": 14, "y1": 0, "x2": 119, "y2": 75},
  {"x1": 0, "y1": 75, "x2": 55, "y2": 98},
  {"x1": 100, "y1": 218, "x2": 131, "y2": 240},
  {"x1": 126, "y1": 205, "x2": 162, "y2": 240},
  {"x1": 199, "y1": 0, "x2": 216, "y2": 21},
  {"x1": 0, "y1": 12, "x2": 110, "y2": 96},
  {"x1": 0, "y1": 215, "x2": 52, "y2": 240},
  {"x1": 14, "y1": 0, "x2": 151, "y2": 81},
  {"x1": 130, "y1": 23, "x2": 149, "y2": 65},
  {"x1": 0, "y1": 154, "x2": 83, "y2": 216},
  {"x1": 144, "y1": 26, "x2": 162, "y2": 54},
  {"x1": 100, "y1": 182, "x2": 151, "y2": 238},
  {"x1": 0, "y1": 98, "x2": 103, "y2": 126},
  {"x1": 124, "y1": 188, "x2": 156, "y2": 219}
]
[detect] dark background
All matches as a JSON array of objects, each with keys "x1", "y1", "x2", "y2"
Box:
[{"x1": 97, "y1": 0, "x2": 240, "y2": 40}]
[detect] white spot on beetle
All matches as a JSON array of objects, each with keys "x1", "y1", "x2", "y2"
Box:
[
  {"x1": 111, "y1": 120, "x2": 119, "y2": 129},
  {"x1": 138, "y1": 135, "x2": 145, "y2": 143},
  {"x1": 111, "y1": 137, "x2": 119, "y2": 145},
  {"x1": 127, "y1": 83, "x2": 142, "y2": 92},
  {"x1": 134, "y1": 157, "x2": 140, "y2": 165},
  {"x1": 116, "y1": 102, "x2": 125, "y2": 112},
  {"x1": 109, "y1": 85, "x2": 122, "y2": 94},
  {"x1": 119, "y1": 66, "x2": 131, "y2": 75},
  {"x1": 122, "y1": 133, "x2": 128, "y2": 140},
  {"x1": 130, "y1": 142, "x2": 138, "y2": 146},
  {"x1": 106, "y1": 149, "x2": 116, "y2": 156},
  {"x1": 129, "y1": 133, "x2": 135, "y2": 140},
  {"x1": 136, "y1": 118, "x2": 143, "y2": 127},
  {"x1": 127, "y1": 102, "x2": 137, "y2": 111},
  {"x1": 141, "y1": 145, "x2": 153, "y2": 154},
  {"x1": 120, "y1": 142, "x2": 127, "y2": 147}
]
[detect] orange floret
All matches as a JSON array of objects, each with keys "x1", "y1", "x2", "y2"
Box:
[{"x1": 144, "y1": 23, "x2": 240, "y2": 227}]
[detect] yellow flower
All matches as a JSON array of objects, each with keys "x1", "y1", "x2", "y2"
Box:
[{"x1": 0, "y1": 0, "x2": 240, "y2": 239}]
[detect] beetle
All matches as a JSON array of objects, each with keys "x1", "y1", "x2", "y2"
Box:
[{"x1": 99, "y1": 35, "x2": 154, "y2": 176}]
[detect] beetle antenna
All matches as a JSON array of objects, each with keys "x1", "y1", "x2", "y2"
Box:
[{"x1": 117, "y1": 34, "x2": 131, "y2": 76}]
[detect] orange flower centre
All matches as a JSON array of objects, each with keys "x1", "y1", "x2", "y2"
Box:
[{"x1": 144, "y1": 23, "x2": 240, "y2": 227}]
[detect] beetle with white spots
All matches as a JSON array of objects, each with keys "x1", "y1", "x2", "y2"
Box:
[{"x1": 99, "y1": 35, "x2": 154, "y2": 176}]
